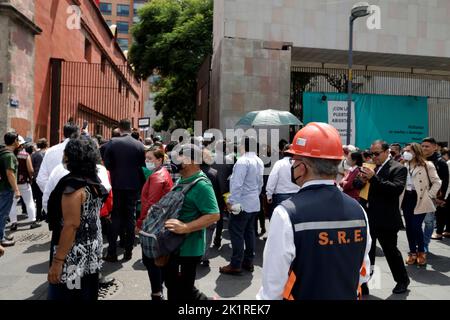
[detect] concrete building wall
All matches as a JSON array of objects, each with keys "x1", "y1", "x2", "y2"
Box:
[
  {"x1": 0, "y1": 0, "x2": 39, "y2": 139},
  {"x1": 9, "y1": 19, "x2": 36, "y2": 137},
  {"x1": 215, "y1": 38, "x2": 291, "y2": 131},
  {"x1": 211, "y1": 0, "x2": 450, "y2": 144},
  {"x1": 216, "y1": 0, "x2": 450, "y2": 58},
  {"x1": 9, "y1": 0, "x2": 33, "y2": 20},
  {"x1": 0, "y1": 15, "x2": 11, "y2": 136}
]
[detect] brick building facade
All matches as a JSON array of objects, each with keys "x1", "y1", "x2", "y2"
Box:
[{"x1": 34, "y1": 0, "x2": 145, "y2": 144}]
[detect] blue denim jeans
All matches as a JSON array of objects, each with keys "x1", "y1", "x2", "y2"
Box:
[
  {"x1": 402, "y1": 191, "x2": 427, "y2": 253},
  {"x1": 423, "y1": 212, "x2": 435, "y2": 252},
  {"x1": 269, "y1": 193, "x2": 296, "y2": 220},
  {"x1": 0, "y1": 190, "x2": 14, "y2": 241},
  {"x1": 229, "y1": 211, "x2": 258, "y2": 268}
]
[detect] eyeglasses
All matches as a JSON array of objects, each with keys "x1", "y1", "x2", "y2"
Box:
[{"x1": 372, "y1": 151, "x2": 383, "y2": 157}]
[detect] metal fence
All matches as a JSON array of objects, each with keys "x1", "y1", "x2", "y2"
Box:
[
  {"x1": 291, "y1": 66, "x2": 450, "y2": 144},
  {"x1": 50, "y1": 59, "x2": 141, "y2": 144}
]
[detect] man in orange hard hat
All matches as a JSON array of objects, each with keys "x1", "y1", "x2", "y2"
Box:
[{"x1": 257, "y1": 122, "x2": 371, "y2": 300}]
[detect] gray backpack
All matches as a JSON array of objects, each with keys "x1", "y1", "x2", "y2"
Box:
[{"x1": 139, "y1": 177, "x2": 208, "y2": 259}]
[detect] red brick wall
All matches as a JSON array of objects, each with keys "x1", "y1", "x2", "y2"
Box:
[{"x1": 34, "y1": 0, "x2": 143, "y2": 143}]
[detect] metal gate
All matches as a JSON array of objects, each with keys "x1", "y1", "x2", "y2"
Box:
[
  {"x1": 291, "y1": 66, "x2": 450, "y2": 144},
  {"x1": 50, "y1": 59, "x2": 141, "y2": 145}
]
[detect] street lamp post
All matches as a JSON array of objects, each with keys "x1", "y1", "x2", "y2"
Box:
[{"x1": 347, "y1": 2, "x2": 371, "y2": 145}]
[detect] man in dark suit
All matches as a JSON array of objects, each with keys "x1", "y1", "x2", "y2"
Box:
[
  {"x1": 104, "y1": 119, "x2": 145, "y2": 261},
  {"x1": 200, "y1": 148, "x2": 225, "y2": 267},
  {"x1": 360, "y1": 140, "x2": 410, "y2": 294},
  {"x1": 99, "y1": 127, "x2": 121, "y2": 161},
  {"x1": 211, "y1": 140, "x2": 235, "y2": 247}
]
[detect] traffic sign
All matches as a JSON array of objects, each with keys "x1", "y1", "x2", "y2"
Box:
[{"x1": 138, "y1": 117, "x2": 150, "y2": 128}]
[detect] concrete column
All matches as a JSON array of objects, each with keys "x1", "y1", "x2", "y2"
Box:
[
  {"x1": 211, "y1": 38, "x2": 292, "y2": 142},
  {"x1": 0, "y1": 0, "x2": 41, "y2": 139}
]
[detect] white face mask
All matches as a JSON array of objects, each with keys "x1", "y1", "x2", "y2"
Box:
[
  {"x1": 403, "y1": 151, "x2": 414, "y2": 162},
  {"x1": 146, "y1": 162, "x2": 156, "y2": 170}
]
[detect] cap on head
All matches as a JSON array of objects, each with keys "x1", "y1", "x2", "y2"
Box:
[
  {"x1": 178, "y1": 143, "x2": 203, "y2": 164},
  {"x1": 18, "y1": 135, "x2": 26, "y2": 145},
  {"x1": 287, "y1": 122, "x2": 344, "y2": 160}
]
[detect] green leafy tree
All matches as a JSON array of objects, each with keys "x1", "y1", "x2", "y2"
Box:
[{"x1": 129, "y1": 0, "x2": 213, "y2": 132}]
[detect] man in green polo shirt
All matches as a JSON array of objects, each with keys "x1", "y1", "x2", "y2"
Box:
[
  {"x1": 164, "y1": 143, "x2": 220, "y2": 301},
  {"x1": 0, "y1": 132, "x2": 21, "y2": 247}
]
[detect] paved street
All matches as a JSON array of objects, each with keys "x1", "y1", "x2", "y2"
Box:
[{"x1": 1, "y1": 213, "x2": 450, "y2": 300}]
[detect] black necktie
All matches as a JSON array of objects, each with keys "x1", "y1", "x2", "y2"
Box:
[{"x1": 374, "y1": 165, "x2": 381, "y2": 175}]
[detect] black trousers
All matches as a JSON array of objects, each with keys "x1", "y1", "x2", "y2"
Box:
[
  {"x1": 108, "y1": 189, "x2": 138, "y2": 255},
  {"x1": 31, "y1": 180, "x2": 44, "y2": 220},
  {"x1": 142, "y1": 251, "x2": 163, "y2": 295},
  {"x1": 255, "y1": 194, "x2": 267, "y2": 233},
  {"x1": 163, "y1": 255, "x2": 201, "y2": 301},
  {"x1": 436, "y1": 203, "x2": 450, "y2": 234},
  {"x1": 214, "y1": 211, "x2": 224, "y2": 243},
  {"x1": 369, "y1": 229, "x2": 409, "y2": 284}
]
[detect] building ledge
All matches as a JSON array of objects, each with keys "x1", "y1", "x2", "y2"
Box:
[
  {"x1": 291, "y1": 47, "x2": 450, "y2": 73},
  {"x1": 0, "y1": 3, "x2": 42, "y2": 35}
]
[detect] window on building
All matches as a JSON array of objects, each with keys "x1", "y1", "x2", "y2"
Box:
[
  {"x1": 99, "y1": 2, "x2": 112, "y2": 15},
  {"x1": 105, "y1": 20, "x2": 112, "y2": 26},
  {"x1": 84, "y1": 38, "x2": 92, "y2": 62},
  {"x1": 116, "y1": 21, "x2": 129, "y2": 34},
  {"x1": 116, "y1": 38, "x2": 129, "y2": 51},
  {"x1": 101, "y1": 54, "x2": 107, "y2": 73},
  {"x1": 117, "y1": 4, "x2": 130, "y2": 17},
  {"x1": 95, "y1": 121, "x2": 103, "y2": 136}
]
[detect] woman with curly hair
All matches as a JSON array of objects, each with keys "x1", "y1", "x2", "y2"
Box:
[{"x1": 47, "y1": 137, "x2": 108, "y2": 300}]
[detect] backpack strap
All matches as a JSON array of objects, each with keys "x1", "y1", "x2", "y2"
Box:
[{"x1": 176, "y1": 176, "x2": 209, "y2": 195}]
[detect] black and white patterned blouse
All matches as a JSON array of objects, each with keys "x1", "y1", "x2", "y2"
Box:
[{"x1": 52, "y1": 186, "x2": 103, "y2": 284}]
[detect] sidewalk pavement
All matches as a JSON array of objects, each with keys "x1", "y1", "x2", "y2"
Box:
[{"x1": 1, "y1": 214, "x2": 450, "y2": 300}]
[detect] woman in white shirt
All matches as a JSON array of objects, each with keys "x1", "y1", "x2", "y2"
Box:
[
  {"x1": 401, "y1": 143, "x2": 441, "y2": 266},
  {"x1": 266, "y1": 145, "x2": 300, "y2": 219}
]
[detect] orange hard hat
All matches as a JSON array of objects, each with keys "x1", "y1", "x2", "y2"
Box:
[{"x1": 287, "y1": 122, "x2": 344, "y2": 160}]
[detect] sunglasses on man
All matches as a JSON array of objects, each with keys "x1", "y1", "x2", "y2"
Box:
[{"x1": 371, "y1": 151, "x2": 385, "y2": 157}]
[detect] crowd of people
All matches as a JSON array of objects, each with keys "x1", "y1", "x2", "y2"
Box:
[{"x1": 0, "y1": 119, "x2": 449, "y2": 300}]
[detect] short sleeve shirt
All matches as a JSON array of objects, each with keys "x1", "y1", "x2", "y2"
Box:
[
  {"x1": 176, "y1": 171, "x2": 219, "y2": 257},
  {"x1": 0, "y1": 151, "x2": 18, "y2": 191}
]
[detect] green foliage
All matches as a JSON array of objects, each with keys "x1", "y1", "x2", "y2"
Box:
[{"x1": 129, "y1": 0, "x2": 213, "y2": 132}]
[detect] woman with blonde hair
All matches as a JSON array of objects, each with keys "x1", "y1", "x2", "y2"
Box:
[{"x1": 401, "y1": 143, "x2": 441, "y2": 266}]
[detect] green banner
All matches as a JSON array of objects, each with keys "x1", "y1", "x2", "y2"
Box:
[{"x1": 302, "y1": 92, "x2": 428, "y2": 149}]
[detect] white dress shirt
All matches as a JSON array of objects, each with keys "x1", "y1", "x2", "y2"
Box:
[
  {"x1": 43, "y1": 163, "x2": 111, "y2": 213},
  {"x1": 257, "y1": 180, "x2": 372, "y2": 300},
  {"x1": 228, "y1": 152, "x2": 264, "y2": 213},
  {"x1": 266, "y1": 157, "x2": 300, "y2": 200},
  {"x1": 376, "y1": 156, "x2": 392, "y2": 175},
  {"x1": 37, "y1": 139, "x2": 69, "y2": 193}
]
